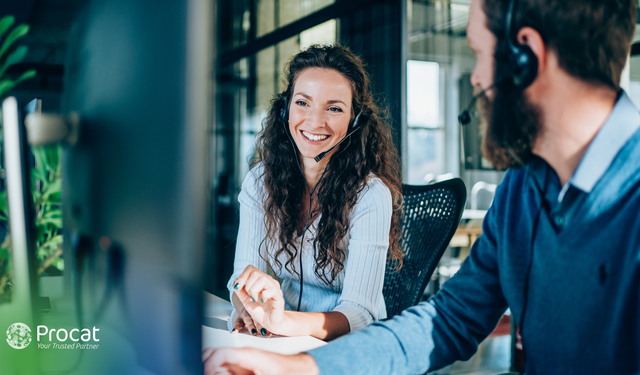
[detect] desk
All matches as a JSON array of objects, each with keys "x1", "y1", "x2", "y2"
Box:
[
  {"x1": 450, "y1": 209, "x2": 486, "y2": 252},
  {"x1": 202, "y1": 292, "x2": 327, "y2": 355},
  {"x1": 461, "y1": 209, "x2": 487, "y2": 220}
]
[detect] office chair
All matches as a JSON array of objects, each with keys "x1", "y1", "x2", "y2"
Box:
[{"x1": 382, "y1": 178, "x2": 467, "y2": 317}]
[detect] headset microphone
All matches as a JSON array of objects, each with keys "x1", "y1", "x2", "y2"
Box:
[
  {"x1": 458, "y1": 82, "x2": 498, "y2": 125},
  {"x1": 314, "y1": 111, "x2": 362, "y2": 162},
  {"x1": 279, "y1": 96, "x2": 365, "y2": 162}
]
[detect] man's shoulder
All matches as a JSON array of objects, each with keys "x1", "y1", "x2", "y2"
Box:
[{"x1": 491, "y1": 168, "x2": 531, "y2": 207}]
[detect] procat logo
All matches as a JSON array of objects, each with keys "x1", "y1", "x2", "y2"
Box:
[
  {"x1": 6, "y1": 323, "x2": 32, "y2": 349},
  {"x1": 5, "y1": 323, "x2": 100, "y2": 350}
]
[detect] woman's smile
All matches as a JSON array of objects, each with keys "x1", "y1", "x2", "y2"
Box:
[
  {"x1": 301, "y1": 130, "x2": 330, "y2": 143},
  {"x1": 288, "y1": 67, "x2": 352, "y2": 160}
]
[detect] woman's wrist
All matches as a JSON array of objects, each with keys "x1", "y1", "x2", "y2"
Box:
[{"x1": 271, "y1": 310, "x2": 304, "y2": 337}]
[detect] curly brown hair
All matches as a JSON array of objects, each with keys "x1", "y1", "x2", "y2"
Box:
[{"x1": 250, "y1": 44, "x2": 403, "y2": 286}]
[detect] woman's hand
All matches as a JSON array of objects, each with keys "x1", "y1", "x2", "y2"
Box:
[
  {"x1": 231, "y1": 307, "x2": 273, "y2": 337},
  {"x1": 233, "y1": 265, "x2": 287, "y2": 335},
  {"x1": 202, "y1": 347, "x2": 319, "y2": 375}
]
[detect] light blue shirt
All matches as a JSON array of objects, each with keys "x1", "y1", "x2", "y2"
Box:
[{"x1": 558, "y1": 91, "x2": 640, "y2": 202}]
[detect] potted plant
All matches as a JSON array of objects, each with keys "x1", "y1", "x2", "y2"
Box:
[{"x1": 0, "y1": 15, "x2": 62, "y2": 304}]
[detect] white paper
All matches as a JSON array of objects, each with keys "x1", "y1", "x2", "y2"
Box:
[
  {"x1": 202, "y1": 292, "x2": 327, "y2": 355},
  {"x1": 202, "y1": 325, "x2": 326, "y2": 355}
]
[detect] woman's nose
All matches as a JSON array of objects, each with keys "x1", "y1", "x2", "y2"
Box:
[{"x1": 306, "y1": 109, "x2": 325, "y2": 129}]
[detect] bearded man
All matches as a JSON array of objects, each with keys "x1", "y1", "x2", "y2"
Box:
[{"x1": 204, "y1": 0, "x2": 640, "y2": 373}]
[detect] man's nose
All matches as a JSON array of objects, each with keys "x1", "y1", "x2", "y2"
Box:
[{"x1": 470, "y1": 69, "x2": 482, "y2": 89}]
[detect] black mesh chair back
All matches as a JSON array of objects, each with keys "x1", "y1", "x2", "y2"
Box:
[{"x1": 383, "y1": 178, "x2": 467, "y2": 317}]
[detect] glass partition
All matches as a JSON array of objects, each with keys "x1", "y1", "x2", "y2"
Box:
[{"x1": 219, "y1": 0, "x2": 335, "y2": 54}]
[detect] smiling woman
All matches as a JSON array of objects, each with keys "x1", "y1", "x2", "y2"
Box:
[
  {"x1": 289, "y1": 68, "x2": 352, "y2": 159},
  {"x1": 226, "y1": 45, "x2": 403, "y2": 341}
]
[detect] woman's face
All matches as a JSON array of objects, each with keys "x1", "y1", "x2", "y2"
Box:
[{"x1": 288, "y1": 67, "x2": 353, "y2": 161}]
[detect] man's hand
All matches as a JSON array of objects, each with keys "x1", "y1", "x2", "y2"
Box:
[{"x1": 202, "y1": 347, "x2": 320, "y2": 375}]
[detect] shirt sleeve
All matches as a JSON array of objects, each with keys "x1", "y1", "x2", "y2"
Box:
[
  {"x1": 226, "y1": 168, "x2": 269, "y2": 317},
  {"x1": 309, "y1": 178, "x2": 510, "y2": 374},
  {"x1": 332, "y1": 178, "x2": 392, "y2": 332}
]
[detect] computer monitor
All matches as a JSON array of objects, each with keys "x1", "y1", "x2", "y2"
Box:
[
  {"x1": 0, "y1": 96, "x2": 40, "y2": 373},
  {"x1": 60, "y1": 0, "x2": 214, "y2": 373}
]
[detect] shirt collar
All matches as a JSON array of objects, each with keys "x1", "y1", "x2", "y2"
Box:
[{"x1": 558, "y1": 90, "x2": 640, "y2": 202}]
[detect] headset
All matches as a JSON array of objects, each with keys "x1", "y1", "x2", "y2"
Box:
[
  {"x1": 279, "y1": 95, "x2": 366, "y2": 311},
  {"x1": 457, "y1": 0, "x2": 543, "y2": 355},
  {"x1": 458, "y1": 0, "x2": 538, "y2": 125},
  {"x1": 280, "y1": 96, "x2": 364, "y2": 162}
]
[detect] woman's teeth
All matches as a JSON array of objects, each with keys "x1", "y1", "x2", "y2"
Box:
[{"x1": 302, "y1": 131, "x2": 329, "y2": 141}]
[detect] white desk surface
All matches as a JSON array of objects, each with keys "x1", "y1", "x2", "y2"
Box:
[
  {"x1": 202, "y1": 292, "x2": 327, "y2": 355},
  {"x1": 461, "y1": 209, "x2": 487, "y2": 220}
]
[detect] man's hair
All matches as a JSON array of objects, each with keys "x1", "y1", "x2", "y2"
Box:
[{"x1": 483, "y1": 0, "x2": 637, "y2": 91}]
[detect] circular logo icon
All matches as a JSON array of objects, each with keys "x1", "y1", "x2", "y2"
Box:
[{"x1": 6, "y1": 323, "x2": 32, "y2": 349}]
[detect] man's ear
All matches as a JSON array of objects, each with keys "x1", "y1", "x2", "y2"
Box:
[{"x1": 517, "y1": 26, "x2": 547, "y2": 75}]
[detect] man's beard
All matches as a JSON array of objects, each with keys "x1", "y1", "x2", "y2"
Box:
[{"x1": 477, "y1": 81, "x2": 542, "y2": 170}]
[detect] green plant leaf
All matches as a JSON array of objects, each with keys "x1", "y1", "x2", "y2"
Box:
[
  {"x1": 41, "y1": 179, "x2": 61, "y2": 198},
  {"x1": 0, "y1": 24, "x2": 29, "y2": 60},
  {"x1": 47, "y1": 192, "x2": 61, "y2": 203},
  {"x1": 0, "y1": 45, "x2": 28, "y2": 78},
  {"x1": 37, "y1": 247, "x2": 47, "y2": 260},
  {"x1": 45, "y1": 145, "x2": 61, "y2": 176},
  {"x1": 30, "y1": 167, "x2": 44, "y2": 184},
  {"x1": 32, "y1": 190, "x2": 42, "y2": 206},
  {"x1": 32, "y1": 145, "x2": 48, "y2": 184},
  {"x1": 52, "y1": 257, "x2": 64, "y2": 271},
  {"x1": 40, "y1": 235, "x2": 63, "y2": 257},
  {"x1": 32, "y1": 145, "x2": 61, "y2": 177},
  {"x1": 12, "y1": 69, "x2": 36, "y2": 85},
  {"x1": 36, "y1": 210, "x2": 62, "y2": 229},
  {"x1": 42, "y1": 210, "x2": 62, "y2": 220},
  {"x1": 37, "y1": 216, "x2": 62, "y2": 229},
  {"x1": 0, "y1": 16, "x2": 15, "y2": 43},
  {"x1": 0, "y1": 78, "x2": 15, "y2": 98},
  {"x1": 49, "y1": 234, "x2": 63, "y2": 246},
  {"x1": 35, "y1": 224, "x2": 47, "y2": 241},
  {"x1": 0, "y1": 189, "x2": 6, "y2": 218}
]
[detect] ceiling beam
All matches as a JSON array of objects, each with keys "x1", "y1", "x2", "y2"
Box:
[
  {"x1": 0, "y1": 0, "x2": 36, "y2": 25},
  {"x1": 217, "y1": 0, "x2": 382, "y2": 67}
]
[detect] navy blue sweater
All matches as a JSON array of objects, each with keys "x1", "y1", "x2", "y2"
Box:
[{"x1": 310, "y1": 93, "x2": 640, "y2": 374}]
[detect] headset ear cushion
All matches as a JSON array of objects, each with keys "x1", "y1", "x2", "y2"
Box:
[
  {"x1": 279, "y1": 97, "x2": 289, "y2": 123},
  {"x1": 511, "y1": 44, "x2": 538, "y2": 88}
]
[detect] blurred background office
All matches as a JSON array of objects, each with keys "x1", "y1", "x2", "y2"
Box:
[{"x1": 3, "y1": 1, "x2": 640, "y2": 374}]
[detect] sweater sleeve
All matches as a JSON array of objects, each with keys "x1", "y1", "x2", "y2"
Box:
[
  {"x1": 226, "y1": 168, "x2": 269, "y2": 314},
  {"x1": 332, "y1": 178, "x2": 392, "y2": 332},
  {"x1": 309, "y1": 176, "x2": 510, "y2": 374}
]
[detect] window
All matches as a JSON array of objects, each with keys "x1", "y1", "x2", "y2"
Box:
[{"x1": 406, "y1": 60, "x2": 446, "y2": 184}]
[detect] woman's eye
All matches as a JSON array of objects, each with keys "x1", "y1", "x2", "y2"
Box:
[
  {"x1": 328, "y1": 106, "x2": 343, "y2": 112},
  {"x1": 295, "y1": 100, "x2": 307, "y2": 107}
]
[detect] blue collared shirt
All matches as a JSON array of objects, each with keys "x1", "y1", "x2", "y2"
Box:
[
  {"x1": 309, "y1": 91, "x2": 640, "y2": 374},
  {"x1": 559, "y1": 91, "x2": 640, "y2": 201},
  {"x1": 527, "y1": 91, "x2": 640, "y2": 230}
]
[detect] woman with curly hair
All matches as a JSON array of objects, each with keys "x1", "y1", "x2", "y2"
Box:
[{"x1": 227, "y1": 44, "x2": 403, "y2": 341}]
